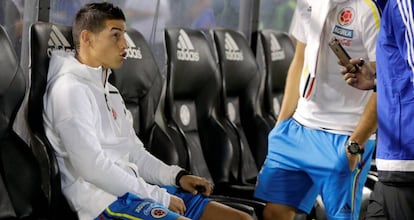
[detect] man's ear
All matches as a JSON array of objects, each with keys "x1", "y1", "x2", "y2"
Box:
[{"x1": 80, "y1": 30, "x2": 92, "y2": 47}]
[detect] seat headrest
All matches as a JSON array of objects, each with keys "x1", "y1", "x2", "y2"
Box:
[
  {"x1": 0, "y1": 25, "x2": 25, "y2": 136},
  {"x1": 112, "y1": 28, "x2": 161, "y2": 101},
  {"x1": 259, "y1": 29, "x2": 295, "y2": 92},
  {"x1": 28, "y1": 23, "x2": 74, "y2": 135},
  {"x1": 212, "y1": 29, "x2": 260, "y2": 95},
  {"x1": 164, "y1": 28, "x2": 220, "y2": 98}
]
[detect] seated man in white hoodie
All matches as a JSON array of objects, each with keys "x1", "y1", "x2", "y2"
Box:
[{"x1": 43, "y1": 2, "x2": 252, "y2": 220}]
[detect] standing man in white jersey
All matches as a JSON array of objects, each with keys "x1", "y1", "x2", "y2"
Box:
[{"x1": 254, "y1": 0, "x2": 381, "y2": 219}]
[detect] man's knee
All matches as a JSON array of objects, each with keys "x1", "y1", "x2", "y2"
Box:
[
  {"x1": 199, "y1": 201, "x2": 253, "y2": 220},
  {"x1": 263, "y1": 203, "x2": 296, "y2": 220}
]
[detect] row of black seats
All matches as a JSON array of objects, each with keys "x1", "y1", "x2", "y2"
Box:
[
  {"x1": 111, "y1": 27, "x2": 296, "y2": 219},
  {"x1": 0, "y1": 22, "x2": 295, "y2": 220},
  {"x1": 161, "y1": 28, "x2": 295, "y2": 195}
]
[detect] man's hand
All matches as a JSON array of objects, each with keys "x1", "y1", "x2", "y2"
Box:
[
  {"x1": 169, "y1": 195, "x2": 186, "y2": 215},
  {"x1": 179, "y1": 174, "x2": 214, "y2": 196},
  {"x1": 340, "y1": 58, "x2": 376, "y2": 90},
  {"x1": 345, "y1": 146, "x2": 359, "y2": 171}
]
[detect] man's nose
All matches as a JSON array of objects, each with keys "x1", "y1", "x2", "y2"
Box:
[{"x1": 120, "y1": 34, "x2": 128, "y2": 49}]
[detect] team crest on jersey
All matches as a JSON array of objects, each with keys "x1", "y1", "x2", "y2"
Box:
[
  {"x1": 333, "y1": 7, "x2": 355, "y2": 39},
  {"x1": 151, "y1": 208, "x2": 168, "y2": 218},
  {"x1": 337, "y1": 7, "x2": 354, "y2": 26}
]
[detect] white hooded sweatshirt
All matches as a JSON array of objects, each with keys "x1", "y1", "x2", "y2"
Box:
[{"x1": 43, "y1": 51, "x2": 182, "y2": 219}]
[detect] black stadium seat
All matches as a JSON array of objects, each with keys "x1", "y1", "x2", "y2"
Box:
[
  {"x1": 212, "y1": 28, "x2": 272, "y2": 169},
  {"x1": 164, "y1": 28, "x2": 238, "y2": 188},
  {"x1": 28, "y1": 22, "x2": 78, "y2": 220},
  {"x1": 164, "y1": 28, "x2": 262, "y2": 200},
  {"x1": 258, "y1": 29, "x2": 295, "y2": 125},
  {"x1": 0, "y1": 25, "x2": 48, "y2": 219},
  {"x1": 109, "y1": 28, "x2": 190, "y2": 168}
]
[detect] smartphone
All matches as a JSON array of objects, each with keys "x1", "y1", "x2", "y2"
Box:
[{"x1": 329, "y1": 38, "x2": 358, "y2": 73}]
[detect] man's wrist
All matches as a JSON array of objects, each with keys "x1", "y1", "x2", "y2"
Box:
[
  {"x1": 347, "y1": 140, "x2": 365, "y2": 155},
  {"x1": 175, "y1": 170, "x2": 190, "y2": 187}
]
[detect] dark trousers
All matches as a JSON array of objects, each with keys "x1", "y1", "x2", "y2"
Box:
[{"x1": 365, "y1": 181, "x2": 414, "y2": 220}]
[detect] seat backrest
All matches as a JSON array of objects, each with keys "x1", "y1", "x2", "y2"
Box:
[
  {"x1": 259, "y1": 29, "x2": 295, "y2": 124},
  {"x1": 0, "y1": 24, "x2": 47, "y2": 219},
  {"x1": 109, "y1": 28, "x2": 190, "y2": 168},
  {"x1": 212, "y1": 28, "x2": 271, "y2": 169},
  {"x1": 164, "y1": 28, "x2": 240, "y2": 185},
  {"x1": 28, "y1": 22, "x2": 78, "y2": 219}
]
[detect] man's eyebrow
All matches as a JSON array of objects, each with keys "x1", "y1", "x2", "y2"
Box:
[{"x1": 110, "y1": 27, "x2": 126, "y2": 32}]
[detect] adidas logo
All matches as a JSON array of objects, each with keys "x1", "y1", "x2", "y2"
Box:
[
  {"x1": 177, "y1": 29, "x2": 199, "y2": 61},
  {"x1": 270, "y1": 33, "x2": 286, "y2": 61},
  {"x1": 47, "y1": 25, "x2": 75, "y2": 57},
  {"x1": 124, "y1": 33, "x2": 142, "y2": 59},
  {"x1": 224, "y1": 33, "x2": 243, "y2": 61},
  {"x1": 339, "y1": 204, "x2": 352, "y2": 213}
]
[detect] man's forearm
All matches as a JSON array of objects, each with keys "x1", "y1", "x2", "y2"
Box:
[
  {"x1": 277, "y1": 41, "x2": 305, "y2": 123},
  {"x1": 349, "y1": 93, "x2": 377, "y2": 145}
]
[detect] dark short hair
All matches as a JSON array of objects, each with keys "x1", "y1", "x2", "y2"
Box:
[{"x1": 72, "y1": 2, "x2": 125, "y2": 51}]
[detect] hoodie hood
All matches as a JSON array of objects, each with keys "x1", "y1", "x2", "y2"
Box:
[{"x1": 47, "y1": 50, "x2": 109, "y2": 92}]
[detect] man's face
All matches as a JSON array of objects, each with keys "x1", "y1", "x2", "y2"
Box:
[{"x1": 89, "y1": 19, "x2": 127, "y2": 69}]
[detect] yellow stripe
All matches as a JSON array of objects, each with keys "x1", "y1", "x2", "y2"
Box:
[
  {"x1": 351, "y1": 154, "x2": 362, "y2": 212},
  {"x1": 105, "y1": 207, "x2": 143, "y2": 220},
  {"x1": 364, "y1": 0, "x2": 381, "y2": 30},
  {"x1": 302, "y1": 65, "x2": 309, "y2": 77}
]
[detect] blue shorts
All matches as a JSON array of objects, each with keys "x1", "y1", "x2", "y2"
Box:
[
  {"x1": 95, "y1": 186, "x2": 210, "y2": 220},
  {"x1": 254, "y1": 118, "x2": 375, "y2": 220}
]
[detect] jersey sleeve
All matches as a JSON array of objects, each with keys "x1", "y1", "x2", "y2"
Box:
[
  {"x1": 361, "y1": 1, "x2": 381, "y2": 61},
  {"x1": 291, "y1": 0, "x2": 309, "y2": 44}
]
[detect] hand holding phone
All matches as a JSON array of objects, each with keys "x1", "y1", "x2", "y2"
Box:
[{"x1": 329, "y1": 38, "x2": 358, "y2": 73}]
